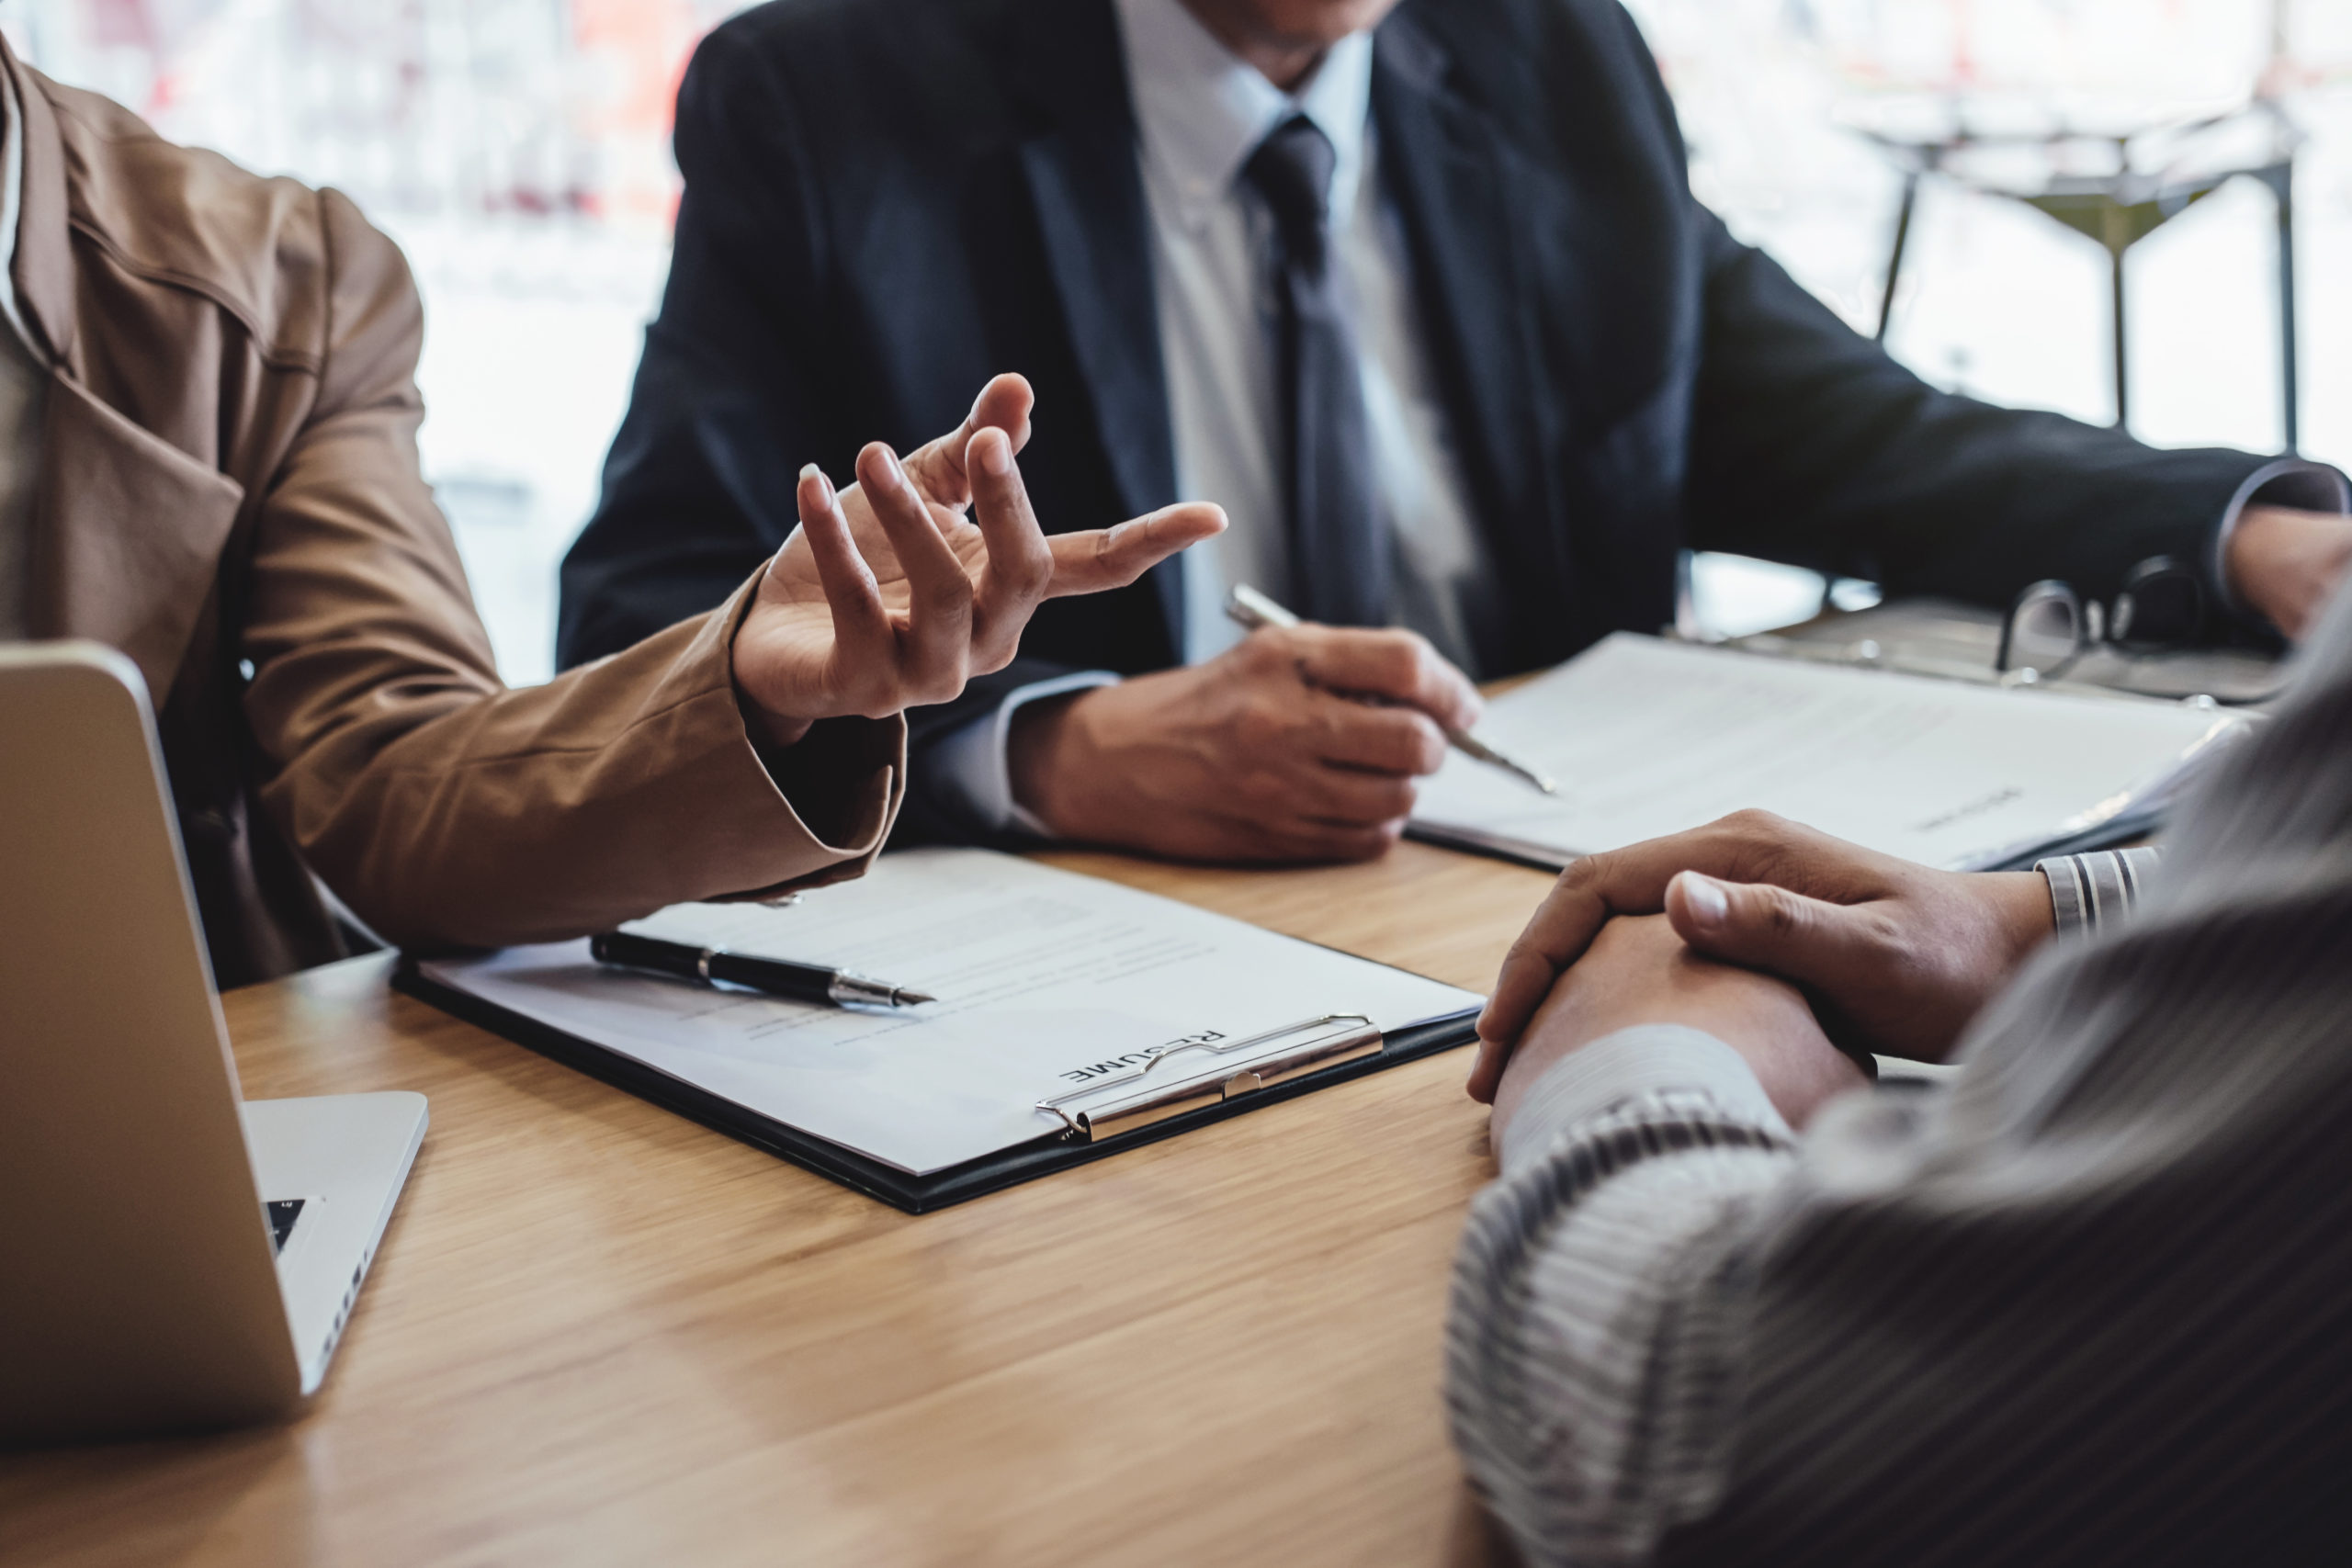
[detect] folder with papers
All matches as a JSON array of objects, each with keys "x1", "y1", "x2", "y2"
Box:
[
  {"x1": 1411, "y1": 633, "x2": 2251, "y2": 873},
  {"x1": 400, "y1": 850, "x2": 1482, "y2": 1212}
]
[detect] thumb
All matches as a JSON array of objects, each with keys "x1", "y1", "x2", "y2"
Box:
[{"x1": 1665, "y1": 870, "x2": 1881, "y2": 996}]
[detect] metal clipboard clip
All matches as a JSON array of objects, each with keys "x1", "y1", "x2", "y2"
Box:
[{"x1": 1035, "y1": 1013, "x2": 1385, "y2": 1144}]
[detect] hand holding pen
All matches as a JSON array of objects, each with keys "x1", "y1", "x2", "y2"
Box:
[
  {"x1": 1224, "y1": 587, "x2": 1556, "y2": 796},
  {"x1": 1003, "y1": 585, "x2": 1507, "y2": 862}
]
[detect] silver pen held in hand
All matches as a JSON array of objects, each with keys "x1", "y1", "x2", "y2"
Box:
[{"x1": 1223, "y1": 584, "x2": 1558, "y2": 796}]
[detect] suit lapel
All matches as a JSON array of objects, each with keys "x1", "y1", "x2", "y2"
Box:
[
  {"x1": 27, "y1": 378, "x2": 245, "y2": 705},
  {"x1": 1373, "y1": 18, "x2": 1563, "y2": 670},
  {"x1": 1004, "y1": 0, "x2": 1185, "y2": 645}
]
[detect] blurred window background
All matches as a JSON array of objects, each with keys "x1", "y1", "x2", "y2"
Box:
[{"x1": 5, "y1": 0, "x2": 2348, "y2": 676}]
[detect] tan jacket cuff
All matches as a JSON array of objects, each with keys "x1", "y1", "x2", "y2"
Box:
[{"x1": 693, "y1": 564, "x2": 909, "y2": 899}]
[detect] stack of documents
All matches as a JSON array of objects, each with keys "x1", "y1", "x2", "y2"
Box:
[
  {"x1": 413, "y1": 851, "x2": 1478, "y2": 1193},
  {"x1": 1413, "y1": 634, "x2": 2250, "y2": 872}
]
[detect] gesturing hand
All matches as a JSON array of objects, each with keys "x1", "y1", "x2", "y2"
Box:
[
  {"x1": 1468, "y1": 810, "x2": 2055, "y2": 1102},
  {"x1": 1007, "y1": 622, "x2": 1483, "y2": 863},
  {"x1": 730, "y1": 374, "x2": 1226, "y2": 741},
  {"x1": 1491, "y1": 914, "x2": 1867, "y2": 1139}
]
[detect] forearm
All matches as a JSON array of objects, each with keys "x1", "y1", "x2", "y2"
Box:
[
  {"x1": 259, "y1": 569, "x2": 905, "y2": 952},
  {"x1": 2220, "y1": 484, "x2": 2352, "y2": 640},
  {"x1": 1682, "y1": 211, "x2": 2300, "y2": 615},
  {"x1": 1449, "y1": 1026, "x2": 1798, "y2": 1567},
  {"x1": 245, "y1": 181, "x2": 910, "y2": 951}
]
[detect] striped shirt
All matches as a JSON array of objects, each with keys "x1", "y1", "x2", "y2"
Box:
[
  {"x1": 2038, "y1": 845, "x2": 2161, "y2": 937},
  {"x1": 1446, "y1": 602, "x2": 2352, "y2": 1565}
]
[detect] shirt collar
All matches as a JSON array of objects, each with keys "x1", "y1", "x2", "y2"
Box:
[{"x1": 1112, "y1": 0, "x2": 1374, "y2": 234}]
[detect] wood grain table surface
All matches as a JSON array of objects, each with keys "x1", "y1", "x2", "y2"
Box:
[{"x1": 0, "y1": 841, "x2": 1555, "y2": 1568}]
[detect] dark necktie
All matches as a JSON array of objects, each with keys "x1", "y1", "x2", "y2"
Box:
[{"x1": 1240, "y1": 116, "x2": 1386, "y2": 627}]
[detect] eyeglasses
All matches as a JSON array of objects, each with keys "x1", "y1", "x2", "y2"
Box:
[{"x1": 1996, "y1": 557, "x2": 2206, "y2": 683}]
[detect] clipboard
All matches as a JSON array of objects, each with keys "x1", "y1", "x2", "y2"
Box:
[{"x1": 394, "y1": 963, "x2": 1477, "y2": 1213}]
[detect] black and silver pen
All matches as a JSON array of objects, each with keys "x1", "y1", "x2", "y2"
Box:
[{"x1": 589, "y1": 930, "x2": 936, "y2": 1009}]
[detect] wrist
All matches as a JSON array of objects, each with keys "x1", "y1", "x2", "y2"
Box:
[
  {"x1": 1487, "y1": 1021, "x2": 1594, "y2": 1141},
  {"x1": 1988, "y1": 869, "x2": 2057, "y2": 962},
  {"x1": 729, "y1": 665, "x2": 817, "y2": 751},
  {"x1": 2224, "y1": 505, "x2": 2352, "y2": 640},
  {"x1": 726, "y1": 610, "x2": 820, "y2": 747},
  {"x1": 1007, "y1": 689, "x2": 1097, "y2": 835},
  {"x1": 741, "y1": 703, "x2": 815, "y2": 750},
  {"x1": 2224, "y1": 504, "x2": 2300, "y2": 631}
]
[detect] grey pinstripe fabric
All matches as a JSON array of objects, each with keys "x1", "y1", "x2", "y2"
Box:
[
  {"x1": 1447, "y1": 595, "x2": 2352, "y2": 1566},
  {"x1": 2037, "y1": 846, "x2": 2163, "y2": 937}
]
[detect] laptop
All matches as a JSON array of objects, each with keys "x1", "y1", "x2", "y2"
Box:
[{"x1": 0, "y1": 642, "x2": 426, "y2": 1446}]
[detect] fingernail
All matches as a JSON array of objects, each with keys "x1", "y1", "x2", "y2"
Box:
[
  {"x1": 878, "y1": 446, "x2": 908, "y2": 490},
  {"x1": 975, "y1": 429, "x2": 1012, "y2": 477},
  {"x1": 1679, "y1": 872, "x2": 1729, "y2": 927},
  {"x1": 799, "y1": 462, "x2": 834, "y2": 507}
]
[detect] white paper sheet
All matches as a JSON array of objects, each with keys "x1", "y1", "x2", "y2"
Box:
[
  {"x1": 418, "y1": 850, "x2": 1479, "y2": 1175},
  {"x1": 1414, "y1": 634, "x2": 2246, "y2": 871}
]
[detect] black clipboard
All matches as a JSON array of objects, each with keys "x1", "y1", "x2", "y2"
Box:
[{"x1": 394, "y1": 962, "x2": 1480, "y2": 1213}]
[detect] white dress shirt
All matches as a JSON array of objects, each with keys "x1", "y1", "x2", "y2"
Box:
[
  {"x1": 1118, "y1": 0, "x2": 1494, "y2": 668},
  {"x1": 933, "y1": 0, "x2": 1493, "y2": 833},
  {"x1": 0, "y1": 64, "x2": 49, "y2": 643}
]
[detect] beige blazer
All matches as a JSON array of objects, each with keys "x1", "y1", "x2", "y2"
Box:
[{"x1": 8, "y1": 42, "x2": 904, "y2": 987}]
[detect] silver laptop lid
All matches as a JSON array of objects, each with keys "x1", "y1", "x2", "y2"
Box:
[{"x1": 0, "y1": 642, "x2": 304, "y2": 1444}]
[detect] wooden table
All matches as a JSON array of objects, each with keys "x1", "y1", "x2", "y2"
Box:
[{"x1": 0, "y1": 843, "x2": 1555, "y2": 1568}]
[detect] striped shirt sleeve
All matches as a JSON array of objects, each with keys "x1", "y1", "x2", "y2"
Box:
[
  {"x1": 1448, "y1": 1027, "x2": 1796, "y2": 1564},
  {"x1": 2034, "y1": 845, "x2": 2162, "y2": 936},
  {"x1": 1445, "y1": 581, "x2": 2352, "y2": 1565}
]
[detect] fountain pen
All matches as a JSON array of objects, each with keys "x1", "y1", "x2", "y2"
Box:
[{"x1": 590, "y1": 930, "x2": 936, "y2": 1009}]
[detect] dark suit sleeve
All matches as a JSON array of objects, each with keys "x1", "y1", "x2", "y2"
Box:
[
  {"x1": 557, "y1": 26, "x2": 829, "y2": 665},
  {"x1": 555, "y1": 20, "x2": 1084, "y2": 843},
  {"x1": 891, "y1": 657, "x2": 1091, "y2": 848},
  {"x1": 1679, "y1": 205, "x2": 2278, "y2": 622}
]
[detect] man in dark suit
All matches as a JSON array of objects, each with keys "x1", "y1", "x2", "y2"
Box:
[{"x1": 559, "y1": 0, "x2": 2352, "y2": 863}]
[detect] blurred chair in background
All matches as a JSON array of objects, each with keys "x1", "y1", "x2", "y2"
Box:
[{"x1": 1859, "y1": 98, "x2": 2302, "y2": 443}]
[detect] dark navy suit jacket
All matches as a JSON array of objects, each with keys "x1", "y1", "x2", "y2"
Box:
[{"x1": 558, "y1": 0, "x2": 2281, "y2": 843}]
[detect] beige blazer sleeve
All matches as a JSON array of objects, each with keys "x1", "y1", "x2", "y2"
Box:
[{"x1": 234, "y1": 187, "x2": 905, "y2": 953}]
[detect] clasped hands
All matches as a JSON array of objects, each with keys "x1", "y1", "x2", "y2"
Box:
[
  {"x1": 1472, "y1": 810, "x2": 2059, "y2": 1136},
  {"x1": 728, "y1": 374, "x2": 1226, "y2": 743}
]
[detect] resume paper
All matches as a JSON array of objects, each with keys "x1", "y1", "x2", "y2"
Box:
[{"x1": 1413, "y1": 634, "x2": 2247, "y2": 871}]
